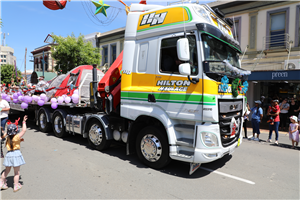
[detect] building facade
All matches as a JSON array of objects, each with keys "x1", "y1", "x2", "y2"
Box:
[
  {"x1": 84, "y1": 32, "x2": 101, "y2": 48},
  {"x1": 0, "y1": 45, "x2": 16, "y2": 66},
  {"x1": 31, "y1": 44, "x2": 56, "y2": 72},
  {"x1": 209, "y1": 0, "x2": 300, "y2": 107},
  {"x1": 96, "y1": 27, "x2": 125, "y2": 70}
]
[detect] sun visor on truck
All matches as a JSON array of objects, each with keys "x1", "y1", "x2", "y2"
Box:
[{"x1": 196, "y1": 23, "x2": 242, "y2": 54}]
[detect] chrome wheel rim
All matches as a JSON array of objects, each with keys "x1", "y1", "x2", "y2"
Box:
[
  {"x1": 89, "y1": 124, "x2": 102, "y2": 146},
  {"x1": 39, "y1": 113, "x2": 46, "y2": 129},
  {"x1": 140, "y1": 134, "x2": 162, "y2": 162},
  {"x1": 54, "y1": 115, "x2": 63, "y2": 134}
]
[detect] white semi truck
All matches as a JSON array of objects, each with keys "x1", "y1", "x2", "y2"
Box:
[{"x1": 9, "y1": 2, "x2": 251, "y2": 174}]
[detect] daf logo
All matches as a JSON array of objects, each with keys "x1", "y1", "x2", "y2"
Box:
[
  {"x1": 230, "y1": 104, "x2": 238, "y2": 110},
  {"x1": 140, "y1": 12, "x2": 167, "y2": 26}
]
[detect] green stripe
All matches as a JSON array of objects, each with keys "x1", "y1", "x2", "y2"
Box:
[
  {"x1": 200, "y1": 31, "x2": 242, "y2": 53},
  {"x1": 122, "y1": 97, "x2": 216, "y2": 105},
  {"x1": 137, "y1": 7, "x2": 193, "y2": 33},
  {"x1": 121, "y1": 92, "x2": 216, "y2": 105}
]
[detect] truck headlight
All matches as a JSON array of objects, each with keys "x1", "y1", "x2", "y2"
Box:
[{"x1": 201, "y1": 132, "x2": 219, "y2": 147}]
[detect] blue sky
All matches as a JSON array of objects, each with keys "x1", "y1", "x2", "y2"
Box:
[{"x1": 0, "y1": 0, "x2": 211, "y2": 72}]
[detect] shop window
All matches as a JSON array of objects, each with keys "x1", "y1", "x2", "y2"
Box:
[
  {"x1": 295, "y1": 5, "x2": 300, "y2": 47},
  {"x1": 266, "y1": 7, "x2": 289, "y2": 48},
  {"x1": 110, "y1": 44, "x2": 117, "y2": 65},
  {"x1": 231, "y1": 17, "x2": 241, "y2": 45},
  {"x1": 160, "y1": 35, "x2": 198, "y2": 75},
  {"x1": 102, "y1": 46, "x2": 108, "y2": 65}
]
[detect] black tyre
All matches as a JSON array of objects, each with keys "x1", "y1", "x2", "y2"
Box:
[
  {"x1": 136, "y1": 126, "x2": 171, "y2": 169},
  {"x1": 38, "y1": 109, "x2": 51, "y2": 132},
  {"x1": 52, "y1": 112, "x2": 67, "y2": 138},
  {"x1": 87, "y1": 120, "x2": 111, "y2": 151}
]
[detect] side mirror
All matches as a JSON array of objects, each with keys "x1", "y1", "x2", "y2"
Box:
[
  {"x1": 177, "y1": 38, "x2": 190, "y2": 61},
  {"x1": 179, "y1": 63, "x2": 191, "y2": 75}
]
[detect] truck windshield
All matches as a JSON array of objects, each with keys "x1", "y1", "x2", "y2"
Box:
[{"x1": 202, "y1": 34, "x2": 240, "y2": 68}]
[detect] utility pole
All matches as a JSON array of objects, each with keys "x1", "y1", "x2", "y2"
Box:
[{"x1": 25, "y1": 48, "x2": 27, "y2": 80}]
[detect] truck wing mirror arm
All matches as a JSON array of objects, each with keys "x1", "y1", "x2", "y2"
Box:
[{"x1": 188, "y1": 75, "x2": 199, "y2": 84}]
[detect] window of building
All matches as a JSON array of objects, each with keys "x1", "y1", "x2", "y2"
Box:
[
  {"x1": 102, "y1": 46, "x2": 108, "y2": 65},
  {"x1": 295, "y1": 5, "x2": 300, "y2": 47},
  {"x1": 160, "y1": 35, "x2": 198, "y2": 75},
  {"x1": 1, "y1": 55, "x2": 3, "y2": 58},
  {"x1": 110, "y1": 44, "x2": 117, "y2": 65},
  {"x1": 231, "y1": 17, "x2": 241, "y2": 45},
  {"x1": 3, "y1": 55, "x2": 6, "y2": 58},
  {"x1": 266, "y1": 7, "x2": 289, "y2": 48},
  {"x1": 4, "y1": 60, "x2": 6, "y2": 62},
  {"x1": 249, "y1": 14, "x2": 257, "y2": 49}
]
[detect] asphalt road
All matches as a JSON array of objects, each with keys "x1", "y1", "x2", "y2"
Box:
[{"x1": 0, "y1": 118, "x2": 299, "y2": 199}]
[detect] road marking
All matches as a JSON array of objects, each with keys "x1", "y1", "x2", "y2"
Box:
[{"x1": 200, "y1": 166, "x2": 255, "y2": 185}]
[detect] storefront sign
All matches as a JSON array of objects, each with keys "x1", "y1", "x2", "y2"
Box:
[{"x1": 248, "y1": 70, "x2": 300, "y2": 81}]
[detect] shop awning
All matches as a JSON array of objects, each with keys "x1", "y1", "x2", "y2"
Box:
[{"x1": 248, "y1": 70, "x2": 300, "y2": 81}]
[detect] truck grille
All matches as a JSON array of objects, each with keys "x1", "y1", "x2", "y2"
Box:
[{"x1": 218, "y1": 99, "x2": 243, "y2": 147}]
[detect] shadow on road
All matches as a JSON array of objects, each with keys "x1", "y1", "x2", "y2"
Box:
[{"x1": 7, "y1": 114, "x2": 235, "y2": 179}]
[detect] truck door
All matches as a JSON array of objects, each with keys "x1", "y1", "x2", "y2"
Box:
[{"x1": 153, "y1": 33, "x2": 203, "y2": 121}]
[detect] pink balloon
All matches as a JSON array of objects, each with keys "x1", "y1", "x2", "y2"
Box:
[
  {"x1": 38, "y1": 100, "x2": 45, "y2": 106},
  {"x1": 6, "y1": 96, "x2": 11, "y2": 102},
  {"x1": 51, "y1": 98, "x2": 57, "y2": 104},
  {"x1": 64, "y1": 96, "x2": 71, "y2": 104},
  {"x1": 23, "y1": 96, "x2": 32, "y2": 103},
  {"x1": 1, "y1": 93, "x2": 7, "y2": 99},
  {"x1": 18, "y1": 96, "x2": 23, "y2": 102},
  {"x1": 73, "y1": 89, "x2": 79, "y2": 95},
  {"x1": 21, "y1": 102, "x2": 28, "y2": 109},
  {"x1": 72, "y1": 94, "x2": 79, "y2": 104},
  {"x1": 57, "y1": 97, "x2": 64, "y2": 104},
  {"x1": 40, "y1": 93, "x2": 47, "y2": 100},
  {"x1": 32, "y1": 95, "x2": 38, "y2": 102},
  {"x1": 51, "y1": 102, "x2": 58, "y2": 109}
]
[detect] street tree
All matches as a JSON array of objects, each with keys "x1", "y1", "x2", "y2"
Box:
[
  {"x1": 0, "y1": 64, "x2": 22, "y2": 86},
  {"x1": 51, "y1": 33, "x2": 101, "y2": 73},
  {"x1": 0, "y1": 18, "x2": 2, "y2": 27}
]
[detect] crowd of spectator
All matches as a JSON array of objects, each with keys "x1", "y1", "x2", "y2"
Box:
[{"x1": 243, "y1": 96, "x2": 300, "y2": 148}]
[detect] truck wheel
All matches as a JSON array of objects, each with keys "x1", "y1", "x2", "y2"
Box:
[
  {"x1": 52, "y1": 112, "x2": 67, "y2": 138},
  {"x1": 87, "y1": 120, "x2": 111, "y2": 151},
  {"x1": 136, "y1": 126, "x2": 171, "y2": 169},
  {"x1": 38, "y1": 110, "x2": 50, "y2": 132}
]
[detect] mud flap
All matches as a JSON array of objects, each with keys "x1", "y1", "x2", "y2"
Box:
[{"x1": 189, "y1": 163, "x2": 201, "y2": 175}]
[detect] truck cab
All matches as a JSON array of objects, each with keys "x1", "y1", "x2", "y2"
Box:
[{"x1": 118, "y1": 3, "x2": 250, "y2": 172}]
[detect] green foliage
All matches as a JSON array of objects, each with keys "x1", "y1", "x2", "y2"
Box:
[
  {"x1": 0, "y1": 64, "x2": 22, "y2": 86},
  {"x1": 0, "y1": 18, "x2": 2, "y2": 27},
  {"x1": 51, "y1": 33, "x2": 101, "y2": 74}
]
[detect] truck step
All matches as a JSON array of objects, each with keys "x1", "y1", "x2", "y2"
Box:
[
  {"x1": 176, "y1": 138, "x2": 194, "y2": 147},
  {"x1": 171, "y1": 151, "x2": 194, "y2": 159},
  {"x1": 174, "y1": 124, "x2": 194, "y2": 134}
]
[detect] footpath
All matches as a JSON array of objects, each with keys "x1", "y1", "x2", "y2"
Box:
[{"x1": 243, "y1": 127, "x2": 299, "y2": 151}]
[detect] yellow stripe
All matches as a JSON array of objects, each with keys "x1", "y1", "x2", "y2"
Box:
[{"x1": 121, "y1": 73, "x2": 244, "y2": 96}]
